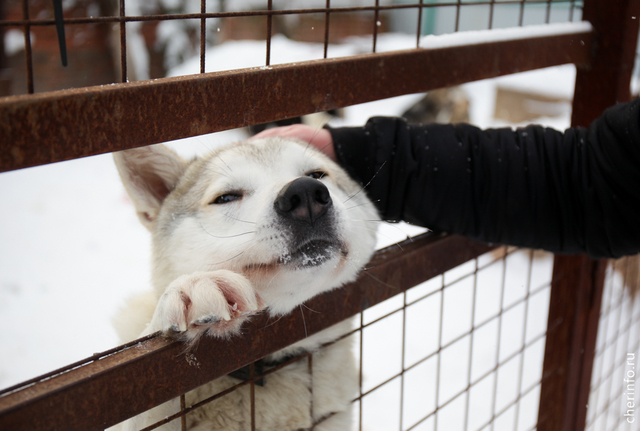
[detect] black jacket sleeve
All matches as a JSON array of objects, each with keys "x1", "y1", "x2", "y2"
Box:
[{"x1": 329, "y1": 98, "x2": 640, "y2": 259}]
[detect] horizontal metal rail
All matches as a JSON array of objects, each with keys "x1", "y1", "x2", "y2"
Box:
[
  {"x1": 0, "y1": 31, "x2": 593, "y2": 173},
  {"x1": 0, "y1": 233, "x2": 493, "y2": 431},
  {"x1": 0, "y1": 1, "x2": 580, "y2": 27}
]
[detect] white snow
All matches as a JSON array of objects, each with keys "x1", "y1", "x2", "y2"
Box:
[
  {"x1": 0, "y1": 21, "x2": 587, "y2": 429},
  {"x1": 493, "y1": 65, "x2": 576, "y2": 100},
  {"x1": 168, "y1": 34, "x2": 361, "y2": 76},
  {"x1": 3, "y1": 29, "x2": 27, "y2": 56},
  {"x1": 418, "y1": 21, "x2": 592, "y2": 50}
]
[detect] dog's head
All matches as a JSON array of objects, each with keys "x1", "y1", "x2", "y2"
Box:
[{"x1": 114, "y1": 138, "x2": 379, "y2": 315}]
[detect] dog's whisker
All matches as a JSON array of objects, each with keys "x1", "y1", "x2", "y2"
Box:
[
  {"x1": 343, "y1": 161, "x2": 386, "y2": 204},
  {"x1": 302, "y1": 126, "x2": 326, "y2": 157},
  {"x1": 344, "y1": 258, "x2": 397, "y2": 290},
  {"x1": 224, "y1": 212, "x2": 257, "y2": 225},
  {"x1": 207, "y1": 167, "x2": 232, "y2": 180},
  {"x1": 216, "y1": 153, "x2": 234, "y2": 176},
  {"x1": 206, "y1": 239, "x2": 266, "y2": 271},
  {"x1": 299, "y1": 305, "x2": 308, "y2": 339},
  {"x1": 349, "y1": 219, "x2": 388, "y2": 222},
  {"x1": 346, "y1": 223, "x2": 405, "y2": 251},
  {"x1": 344, "y1": 199, "x2": 380, "y2": 211},
  {"x1": 349, "y1": 217, "x2": 418, "y2": 240},
  {"x1": 300, "y1": 303, "x2": 321, "y2": 314},
  {"x1": 315, "y1": 141, "x2": 334, "y2": 158},
  {"x1": 262, "y1": 313, "x2": 286, "y2": 329},
  {"x1": 349, "y1": 224, "x2": 378, "y2": 233},
  {"x1": 208, "y1": 251, "x2": 245, "y2": 267},
  {"x1": 198, "y1": 220, "x2": 255, "y2": 239},
  {"x1": 265, "y1": 270, "x2": 281, "y2": 288}
]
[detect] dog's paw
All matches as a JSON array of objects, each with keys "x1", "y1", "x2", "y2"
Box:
[{"x1": 147, "y1": 270, "x2": 261, "y2": 340}]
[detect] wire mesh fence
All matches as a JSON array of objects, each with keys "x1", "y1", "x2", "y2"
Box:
[
  {"x1": 587, "y1": 256, "x2": 640, "y2": 431},
  {"x1": 351, "y1": 247, "x2": 554, "y2": 431},
  {"x1": 0, "y1": 0, "x2": 585, "y2": 96},
  {"x1": 142, "y1": 246, "x2": 555, "y2": 431}
]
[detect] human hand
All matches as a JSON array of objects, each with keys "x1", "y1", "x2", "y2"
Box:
[{"x1": 251, "y1": 124, "x2": 336, "y2": 161}]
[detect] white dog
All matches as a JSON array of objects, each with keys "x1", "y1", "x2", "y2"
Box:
[{"x1": 112, "y1": 137, "x2": 379, "y2": 430}]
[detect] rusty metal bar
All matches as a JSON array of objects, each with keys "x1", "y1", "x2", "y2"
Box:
[
  {"x1": 0, "y1": 233, "x2": 493, "y2": 431},
  {"x1": 250, "y1": 362, "x2": 256, "y2": 431},
  {"x1": 21, "y1": 0, "x2": 33, "y2": 94},
  {"x1": 518, "y1": 0, "x2": 525, "y2": 26},
  {"x1": 0, "y1": 31, "x2": 593, "y2": 173},
  {"x1": 569, "y1": 0, "x2": 577, "y2": 21},
  {"x1": 416, "y1": 0, "x2": 423, "y2": 48},
  {"x1": 572, "y1": 0, "x2": 640, "y2": 126},
  {"x1": 266, "y1": 0, "x2": 272, "y2": 66},
  {"x1": 372, "y1": 0, "x2": 380, "y2": 53},
  {"x1": 119, "y1": 0, "x2": 127, "y2": 83},
  {"x1": 323, "y1": 0, "x2": 330, "y2": 59},
  {"x1": 0, "y1": 1, "x2": 574, "y2": 28},
  {"x1": 200, "y1": 0, "x2": 206, "y2": 74},
  {"x1": 180, "y1": 394, "x2": 186, "y2": 431},
  {"x1": 537, "y1": 1, "x2": 640, "y2": 430},
  {"x1": 488, "y1": 0, "x2": 495, "y2": 30},
  {"x1": 537, "y1": 256, "x2": 607, "y2": 431}
]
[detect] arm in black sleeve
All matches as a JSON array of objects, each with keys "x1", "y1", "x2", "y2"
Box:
[{"x1": 329, "y1": 98, "x2": 640, "y2": 259}]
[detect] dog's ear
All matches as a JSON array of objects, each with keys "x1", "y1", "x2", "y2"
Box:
[{"x1": 113, "y1": 144, "x2": 187, "y2": 230}]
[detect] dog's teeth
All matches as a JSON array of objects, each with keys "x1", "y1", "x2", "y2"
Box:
[{"x1": 231, "y1": 303, "x2": 238, "y2": 311}]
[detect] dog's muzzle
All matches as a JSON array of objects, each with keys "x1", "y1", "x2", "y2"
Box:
[{"x1": 273, "y1": 177, "x2": 344, "y2": 268}]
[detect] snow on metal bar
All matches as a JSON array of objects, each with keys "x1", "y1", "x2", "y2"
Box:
[{"x1": 418, "y1": 21, "x2": 593, "y2": 49}]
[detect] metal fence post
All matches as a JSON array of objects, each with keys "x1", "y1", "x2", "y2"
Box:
[
  {"x1": 538, "y1": 0, "x2": 640, "y2": 430},
  {"x1": 538, "y1": 256, "x2": 607, "y2": 431}
]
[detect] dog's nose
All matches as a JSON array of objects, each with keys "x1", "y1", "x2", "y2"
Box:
[{"x1": 275, "y1": 177, "x2": 332, "y2": 224}]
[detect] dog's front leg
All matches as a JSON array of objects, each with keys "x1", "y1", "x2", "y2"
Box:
[{"x1": 117, "y1": 270, "x2": 261, "y2": 431}]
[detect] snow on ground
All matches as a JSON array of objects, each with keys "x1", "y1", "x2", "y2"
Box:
[{"x1": 0, "y1": 28, "x2": 573, "y2": 429}]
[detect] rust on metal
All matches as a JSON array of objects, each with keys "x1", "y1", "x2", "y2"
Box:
[
  {"x1": 538, "y1": 1, "x2": 640, "y2": 430},
  {"x1": 537, "y1": 255, "x2": 607, "y2": 431},
  {"x1": 21, "y1": 0, "x2": 34, "y2": 94},
  {"x1": 0, "y1": 3, "x2": 554, "y2": 29},
  {"x1": 571, "y1": 0, "x2": 640, "y2": 126},
  {"x1": 0, "y1": 31, "x2": 593, "y2": 173},
  {"x1": 0, "y1": 233, "x2": 494, "y2": 431}
]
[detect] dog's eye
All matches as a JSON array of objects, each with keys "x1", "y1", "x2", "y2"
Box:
[
  {"x1": 307, "y1": 171, "x2": 327, "y2": 180},
  {"x1": 211, "y1": 193, "x2": 242, "y2": 204}
]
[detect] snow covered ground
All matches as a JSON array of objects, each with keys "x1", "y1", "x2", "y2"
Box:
[{"x1": 0, "y1": 28, "x2": 578, "y2": 430}]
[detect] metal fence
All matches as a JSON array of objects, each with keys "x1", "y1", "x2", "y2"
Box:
[
  {"x1": 0, "y1": 0, "x2": 639, "y2": 430},
  {"x1": 587, "y1": 256, "x2": 640, "y2": 431}
]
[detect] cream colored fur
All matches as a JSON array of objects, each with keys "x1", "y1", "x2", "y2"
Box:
[{"x1": 111, "y1": 138, "x2": 379, "y2": 430}]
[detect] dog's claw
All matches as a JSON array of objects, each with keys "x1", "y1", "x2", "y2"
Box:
[
  {"x1": 148, "y1": 271, "x2": 260, "y2": 340},
  {"x1": 192, "y1": 315, "x2": 221, "y2": 326}
]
